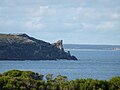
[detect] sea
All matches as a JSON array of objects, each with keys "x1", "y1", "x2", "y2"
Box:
[{"x1": 0, "y1": 44, "x2": 120, "y2": 80}]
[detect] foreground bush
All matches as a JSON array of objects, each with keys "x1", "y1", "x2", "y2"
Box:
[{"x1": 0, "y1": 70, "x2": 120, "y2": 90}]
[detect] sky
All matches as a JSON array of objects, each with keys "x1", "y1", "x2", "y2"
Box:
[{"x1": 0, "y1": 0, "x2": 120, "y2": 45}]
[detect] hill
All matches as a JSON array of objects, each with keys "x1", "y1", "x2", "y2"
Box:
[{"x1": 0, "y1": 34, "x2": 77, "y2": 60}]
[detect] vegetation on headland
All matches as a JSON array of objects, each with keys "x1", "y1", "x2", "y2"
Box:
[{"x1": 0, "y1": 70, "x2": 120, "y2": 90}]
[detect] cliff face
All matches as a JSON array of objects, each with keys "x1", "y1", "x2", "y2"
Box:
[{"x1": 0, "y1": 34, "x2": 77, "y2": 60}]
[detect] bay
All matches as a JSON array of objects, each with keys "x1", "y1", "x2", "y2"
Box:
[{"x1": 0, "y1": 49, "x2": 120, "y2": 80}]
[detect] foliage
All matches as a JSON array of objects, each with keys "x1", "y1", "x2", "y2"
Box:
[{"x1": 0, "y1": 70, "x2": 120, "y2": 90}]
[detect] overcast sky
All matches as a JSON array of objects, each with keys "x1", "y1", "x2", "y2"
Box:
[{"x1": 0, "y1": 0, "x2": 120, "y2": 45}]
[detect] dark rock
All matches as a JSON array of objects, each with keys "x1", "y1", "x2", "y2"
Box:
[{"x1": 0, "y1": 33, "x2": 77, "y2": 60}]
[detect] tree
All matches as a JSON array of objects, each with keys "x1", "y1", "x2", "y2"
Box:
[
  {"x1": 3, "y1": 69, "x2": 22, "y2": 77},
  {"x1": 46, "y1": 74, "x2": 53, "y2": 81},
  {"x1": 110, "y1": 77, "x2": 120, "y2": 90},
  {"x1": 0, "y1": 70, "x2": 120, "y2": 90}
]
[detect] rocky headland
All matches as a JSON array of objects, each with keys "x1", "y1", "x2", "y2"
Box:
[{"x1": 0, "y1": 33, "x2": 77, "y2": 60}]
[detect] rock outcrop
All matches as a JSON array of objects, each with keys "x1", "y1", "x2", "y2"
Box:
[
  {"x1": 0, "y1": 34, "x2": 77, "y2": 60},
  {"x1": 53, "y1": 40, "x2": 64, "y2": 51}
]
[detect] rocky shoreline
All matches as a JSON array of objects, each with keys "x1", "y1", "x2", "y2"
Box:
[{"x1": 0, "y1": 34, "x2": 77, "y2": 60}]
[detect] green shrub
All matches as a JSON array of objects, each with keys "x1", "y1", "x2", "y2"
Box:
[{"x1": 0, "y1": 70, "x2": 120, "y2": 90}]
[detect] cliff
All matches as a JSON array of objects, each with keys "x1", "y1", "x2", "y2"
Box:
[{"x1": 0, "y1": 34, "x2": 77, "y2": 60}]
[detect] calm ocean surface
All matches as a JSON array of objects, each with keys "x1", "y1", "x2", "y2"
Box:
[{"x1": 0, "y1": 49, "x2": 120, "y2": 80}]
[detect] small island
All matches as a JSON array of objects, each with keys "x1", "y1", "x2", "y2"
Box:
[{"x1": 0, "y1": 33, "x2": 77, "y2": 60}]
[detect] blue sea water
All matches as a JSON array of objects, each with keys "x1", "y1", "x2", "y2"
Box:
[{"x1": 0, "y1": 48, "x2": 120, "y2": 80}]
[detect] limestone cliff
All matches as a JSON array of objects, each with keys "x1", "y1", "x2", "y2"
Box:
[
  {"x1": 0, "y1": 34, "x2": 77, "y2": 60},
  {"x1": 53, "y1": 40, "x2": 64, "y2": 51}
]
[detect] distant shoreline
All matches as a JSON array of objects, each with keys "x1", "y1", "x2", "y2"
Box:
[
  {"x1": 64, "y1": 44, "x2": 120, "y2": 51},
  {"x1": 65, "y1": 48, "x2": 120, "y2": 51}
]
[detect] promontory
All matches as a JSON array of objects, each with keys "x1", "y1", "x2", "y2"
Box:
[{"x1": 0, "y1": 34, "x2": 77, "y2": 60}]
